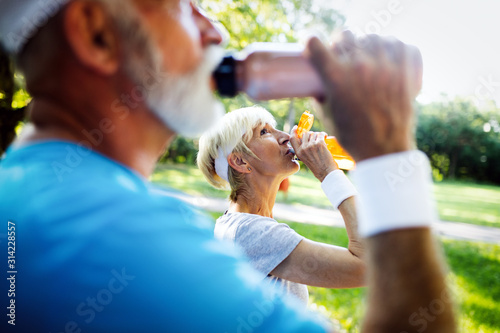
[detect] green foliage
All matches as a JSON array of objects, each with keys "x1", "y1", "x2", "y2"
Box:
[
  {"x1": 204, "y1": 0, "x2": 295, "y2": 49},
  {"x1": 219, "y1": 95, "x2": 321, "y2": 130},
  {"x1": 11, "y1": 85, "x2": 31, "y2": 109},
  {"x1": 416, "y1": 97, "x2": 500, "y2": 184},
  {"x1": 203, "y1": 0, "x2": 344, "y2": 50},
  {"x1": 0, "y1": 48, "x2": 27, "y2": 154},
  {"x1": 159, "y1": 137, "x2": 199, "y2": 165}
]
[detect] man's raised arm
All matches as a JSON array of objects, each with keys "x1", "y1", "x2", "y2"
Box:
[{"x1": 306, "y1": 31, "x2": 456, "y2": 332}]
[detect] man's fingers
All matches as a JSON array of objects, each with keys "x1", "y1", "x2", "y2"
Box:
[
  {"x1": 359, "y1": 34, "x2": 387, "y2": 63},
  {"x1": 306, "y1": 36, "x2": 342, "y2": 87},
  {"x1": 332, "y1": 30, "x2": 357, "y2": 61},
  {"x1": 406, "y1": 44, "x2": 423, "y2": 97}
]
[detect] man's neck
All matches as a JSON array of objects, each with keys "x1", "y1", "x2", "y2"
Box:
[{"x1": 17, "y1": 97, "x2": 175, "y2": 178}]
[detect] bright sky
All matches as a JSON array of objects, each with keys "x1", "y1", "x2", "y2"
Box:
[{"x1": 328, "y1": 0, "x2": 500, "y2": 105}]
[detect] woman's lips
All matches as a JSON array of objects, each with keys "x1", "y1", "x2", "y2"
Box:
[{"x1": 286, "y1": 148, "x2": 300, "y2": 161}]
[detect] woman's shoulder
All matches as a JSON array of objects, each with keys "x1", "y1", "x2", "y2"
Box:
[
  {"x1": 217, "y1": 212, "x2": 276, "y2": 225},
  {"x1": 215, "y1": 212, "x2": 279, "y2": 241},
  {"x1": 216, "y1": 211, "x2": 299, "y2": 241}
]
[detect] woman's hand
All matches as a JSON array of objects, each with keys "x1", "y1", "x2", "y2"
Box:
[{"x1": 290, "y1": 126, "x2": 338, "y2": 182}]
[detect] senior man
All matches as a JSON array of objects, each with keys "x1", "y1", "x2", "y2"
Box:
[{"x1": 0, "y1": 0, "x2": 455, "y2": 332}]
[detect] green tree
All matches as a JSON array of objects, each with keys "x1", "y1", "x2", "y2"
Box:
[
  {"x1": 203, "y1": 0, "x2": 344, "y2": 50},
  {"x1": 416, "y1": 97, "x2": 500, "y2": 184}
]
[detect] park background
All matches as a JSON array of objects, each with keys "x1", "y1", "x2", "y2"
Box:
[{"x1": 0, "y1": 0, "x2": 499, "y2": 332}]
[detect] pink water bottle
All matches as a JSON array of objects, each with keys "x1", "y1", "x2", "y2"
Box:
[{"x1": 213, "y1": 43, "x2": 324, "y2": 101}]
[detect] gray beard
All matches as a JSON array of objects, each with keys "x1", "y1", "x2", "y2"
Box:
[{"x1": 129, "y1": 45, "x2": 226, "y2": 138}]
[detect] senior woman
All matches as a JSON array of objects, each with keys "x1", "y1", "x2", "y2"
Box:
[{"x1": 197, "y1": 106, "x2": 365, "y2": 305}]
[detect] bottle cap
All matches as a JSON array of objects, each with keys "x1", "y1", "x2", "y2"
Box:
[{"x1": 213, "y1": 55, "x2": 237, "y2": 97}]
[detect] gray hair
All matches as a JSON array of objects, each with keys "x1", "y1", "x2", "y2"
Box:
[{"x1": 197, "y1": 106, "x2": 276, "y2": 202}]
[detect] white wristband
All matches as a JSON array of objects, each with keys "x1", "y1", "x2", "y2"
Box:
[
  {"x1": 350, "y1": 150, "x2": 438, "y2": 238},
  {"x1": 321, "y1": 170, "x2": 358, "y2": 209}
]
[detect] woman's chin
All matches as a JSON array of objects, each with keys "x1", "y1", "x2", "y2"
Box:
[{"x1": 289, "y1": 160, "x2": 300, "y2": 173}]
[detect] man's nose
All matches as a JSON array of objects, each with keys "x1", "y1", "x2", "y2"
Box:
[{"x1": 192, "y1": 4, "x2": 224, "y2": 47}]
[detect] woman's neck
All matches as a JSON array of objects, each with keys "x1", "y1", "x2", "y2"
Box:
[{"x1": 228, "y1": 177, "x2": 282, "y2": 218}]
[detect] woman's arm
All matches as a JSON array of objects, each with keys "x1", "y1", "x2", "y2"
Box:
[
  {"x1": 270, "y1": 189, "x2": 365, "y2": 289},
  {"x1": 269, "y1": 230, "x2": 364, "y2": 288},
  {"x1": 274, "y1": 132, "x2": 365, "y2": 288},
  {"x1": 338, "y1": 197, "x2": 364, "y2": 261}
]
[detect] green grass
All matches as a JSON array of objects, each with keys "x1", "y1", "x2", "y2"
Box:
[
  {"x1": 204, "y1": 212, "x2": 500, "y2": 333},
  {"x1": 282, "y1": 222, "x2": 365, "y2": 332},
  {"x1": 152, "y1": 163, "x2": 230, "y2": 199},
  {"x1": 152, "y1": 163, "x2": 500, "y2": 228},
  {"x1": 154, "y1": 163, "x2": 500, "y2": 331},
  {"x1": 279, "y1": 222, "x2": 500, "y2": 333},
  {"x1": 434, "y1": 181, "x2": 500, "y2": 228}
]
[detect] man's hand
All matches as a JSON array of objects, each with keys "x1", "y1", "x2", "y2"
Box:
[
  {"x1": 289, "y1": 126, "x2": 338, "y2": 182},
  {"x1": 306, "y1": 31, "x2": 423, "y2": 162},
  {"x1": 306, "y1": 32, "x2": 456, "y2": 333}
]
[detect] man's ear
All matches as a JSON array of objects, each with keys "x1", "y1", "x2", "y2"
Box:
[
  {"x1": 228, "y1": 153, "x2": 251, "y2": 174},
  {"x1": 63, "y1": 0, "x2": 120, "y2": 75}
]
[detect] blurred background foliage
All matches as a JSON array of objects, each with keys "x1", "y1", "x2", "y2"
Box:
[
  {"x1": 0, "y1": 50, "x2": 29, "y2": 153},
  {"x1": 1, "y1": 0, "x2": 499, "y2": 185},
  {"x1": 416, "y1": 98, "x2": 500, "y2": 184}
]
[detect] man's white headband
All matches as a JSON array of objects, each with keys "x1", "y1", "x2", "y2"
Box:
[{"x1": 0, "y1": 0, "x2": 70, "y2": 54}]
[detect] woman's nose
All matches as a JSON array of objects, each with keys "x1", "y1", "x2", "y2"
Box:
[{"x1": 278, "y1": 131, "x2": 291, "y2": 145}]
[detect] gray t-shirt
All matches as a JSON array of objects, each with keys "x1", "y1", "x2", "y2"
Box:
[{"x1": 215, "y1": 212, "x2": 309, "y2": 305}]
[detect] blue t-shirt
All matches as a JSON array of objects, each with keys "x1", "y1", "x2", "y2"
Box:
[{"x1": 0, "y1": 141, "x2": 330, "y2": 333}]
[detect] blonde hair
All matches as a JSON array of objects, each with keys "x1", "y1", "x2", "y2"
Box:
[{"x1": 197, "y1": 106, "x2": 277, "y2": 201}]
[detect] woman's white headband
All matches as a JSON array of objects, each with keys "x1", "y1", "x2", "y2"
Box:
[{"x1": 214, "y1": 131, "x2": 245, "y2": 183}]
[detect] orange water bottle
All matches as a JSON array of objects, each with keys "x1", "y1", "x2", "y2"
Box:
[
  {"x1": 296, "y1": 111, "x2": 356, "y2": 171},
  {"x1": 296, "y1": 110, "x2": 315, "y2": 138}
]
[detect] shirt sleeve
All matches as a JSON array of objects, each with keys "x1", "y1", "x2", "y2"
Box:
[{"x1": 234, "y1": 215, "x2": 304, "y2": 276}]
